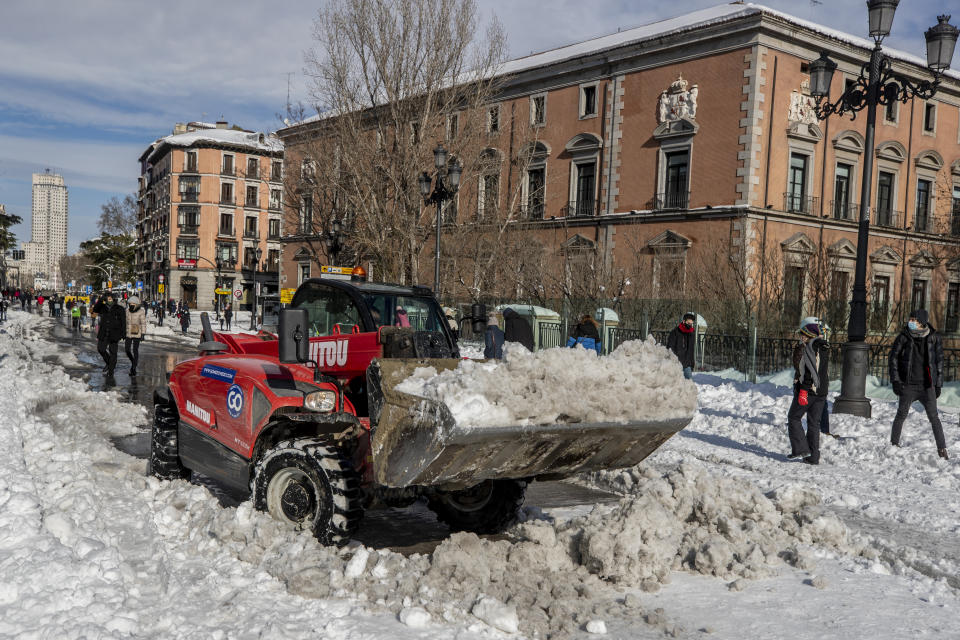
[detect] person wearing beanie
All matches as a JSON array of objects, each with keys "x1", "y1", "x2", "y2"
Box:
[
  {"x1": 124, "y1": 295, "x2": 147, "y2": 375},
  {"x1": 667, "y1": 312, "x2": 697, "y2": 378},
  {"x1": 889, "y1": 309, "x2": 947, "y2": 459},
  {"x1": 787, "y1": 317, "x2": 830, "y2": 464}
]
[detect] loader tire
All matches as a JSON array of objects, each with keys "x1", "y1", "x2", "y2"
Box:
[
  {"x1": 427, "y1": 479, "x2": 526, "y2": 535},
  {"x1": 253, "y1": 437, "x2": 363, "y2": 547},
  {"x1": 148, "y1": 397, "x2": 190, "y2": 481}
]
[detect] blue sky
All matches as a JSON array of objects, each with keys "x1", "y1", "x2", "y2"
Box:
[{"x1": 0, "y1": 0, "x2": 950, "y2": 253}]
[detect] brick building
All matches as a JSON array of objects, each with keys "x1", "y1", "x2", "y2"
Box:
[
  {"x1": 136, "y1": 122, "x2": 284, "y2": 311},
  {"x1": 278, "y1": 4, "x2": 960, "y2": 335}
]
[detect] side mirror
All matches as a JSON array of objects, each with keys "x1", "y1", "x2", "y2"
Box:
[
  {"x1": 278, "y1": 308, "x2": 310, "y2": 364},
  {"x1": 471, "y1": 302, "x2": 486, "y2": 334}
]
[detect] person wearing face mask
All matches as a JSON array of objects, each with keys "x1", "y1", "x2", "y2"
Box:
[
  {"x1": 889, "y1": 309, "x2": 947, "y2": 459},
  {"x1": 667, "y1": 313, "x2": 697, "y2": 379},
  {"x1": 91, "y1": 292, "x2": 127, "y2": 376},
  {"x1": 124, "y1": 295, "x2": 147, "y2": 376}
]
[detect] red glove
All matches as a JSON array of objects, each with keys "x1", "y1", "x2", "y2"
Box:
[{"x1": 798, "y1": 389, "x2": 808, "y2": 406}]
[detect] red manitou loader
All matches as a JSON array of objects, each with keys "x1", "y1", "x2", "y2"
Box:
[{"x1": 149, "y1": 274, "x2": 692, "y2": 546}]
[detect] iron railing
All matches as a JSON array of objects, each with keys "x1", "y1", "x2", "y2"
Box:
[
  {"x1": 178, "y1": 225, "x2": 199, "y2": 236},
  {"x1": 831, "y1": 200, "x2": 858, "y2": 221},
  {"x1": 654, "y1": 191, "x2": 690, "y2": 210},
  {"x1": 874, "y1": 208, "x2": 900, "y2": 228},
  {"x1": 783, "y1": 193, "x2": 820, "y2": 215},
  {"x1": 180, "y1": 192, "x2": 199, "y2": 203},
  {"x1": 563, "y1": 199, "x2": 596, "y2": 217}
]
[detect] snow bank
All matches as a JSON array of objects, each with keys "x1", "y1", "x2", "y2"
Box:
[{"x1": 396, "y1": 337, "x2": 698, "y2": 428}]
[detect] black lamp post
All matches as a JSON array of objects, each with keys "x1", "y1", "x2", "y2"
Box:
[
  {"x1": 419, "y1": 144, "x2": 462, "y2": 294},
  {"x1": 250, "y1": 247, "x2": 263, "y2": 330},
  {"x1": 808, "y1": 2, "x2": 957, "y2": 418},
  {"x1": 323, "y1": 219, "x2": 344, "y2": 265}
]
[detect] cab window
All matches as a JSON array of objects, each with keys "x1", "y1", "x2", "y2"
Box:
[
  {"x1": 363, "y1": 294, "x2": 445, "y2": 332},
  {"x1": 292, "y1": 284, "x2": 362, "y2": 336}
]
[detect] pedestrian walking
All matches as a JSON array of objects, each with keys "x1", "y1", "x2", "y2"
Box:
[
  {"x1": 79, "y1": 302, "x2": 88, "y2": 332},
  {"x1": 179, "y1": 307, "x2": 191, "y2": 335},
  {"x1": 70, "y1": 304, "x2": 81, "y2": 330},
  {"x1": 667, "y1": 312, "x2": 697, "y2": 378},
  {"x1": 889, "y1": 309, "x2": 948, "y2": 459},
  {"x1": 224, "y1": 303, "x2": 233, "y2": 331},
  {"x1": 567, "y1": 314, "x2": 602, "y2": 354},
  {"x1": 483, "y1": 313, "x2": 505, "y2": 359},
  {"x1": 786, "y1": 318, "x2": 830, "y2": 465},
  {"x1": 502, "y1": 308, "x2": 534, "y2": 351},
  {"x1": 0, "y1": 297, "x2": 8, "y2": 322},
  {"x1": 124, "y1": 295, "x2": 146, "y2": 375},
  {"x1": 92, "y1": 292, "x2": 126, "y2": 376}
]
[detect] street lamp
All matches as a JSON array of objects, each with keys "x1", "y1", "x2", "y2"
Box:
[
  {"x1": 250, "y1": 247, "x2": 263, "y2": 330},
  {"x1": 808, "y1": 4, "x2": 958, "y2": 418},
  {"x1": 323, "y1": 219, "x2": 344, "y2": 265},
  {"x1": 419, "y1": 143, "x2": 462, "y2": 294}
]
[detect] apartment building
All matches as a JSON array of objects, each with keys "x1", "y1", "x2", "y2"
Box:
[
  {"x1": 136, "y1": 122, "x2": 284, "y2": 310},
  {"x1": 278, "y1": 3, "x2": 960, "y2": 335}
]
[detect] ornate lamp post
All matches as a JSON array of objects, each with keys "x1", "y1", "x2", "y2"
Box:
[
  {"x1": 808, "y1": 2, "x2": 957, "y2": 417},
  {"x1": 250, "y1": 247, "x2": 263, "y2": 330},
  {"x1": 323, "y1": 219, "x2": 344, "y2": 265},
  {"x1": 418, "y1": 144, "x2": 462, "y2": 294}
]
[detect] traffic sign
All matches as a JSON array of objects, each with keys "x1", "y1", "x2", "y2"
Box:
[
  {"x1": 101, "y1": 281, "x2": 106, "y2": 290},
  {"x1": 158, "y1": 274, "x2": 165, "y2": 283},
  {"x1": 233, "y1": 288, "x2": 243, "y2": 300},
  {"x1": 107, "y1": 280, "x2": 113, "y2": 289},
  {"x1": 215, "y1": 288, "x2": 232, "y2": 295},
  {"x1": 158, "y1": 284, "x2": 165, "y2": 294},
  {"x1": 280, "y1": 288, "x2": 296, "y2": 304},
  {"x1": 136, "y1": 280, "x2": 143, "y2": 290},
  {"x1": 86, "y1": 285, "x2": 93, "y2": 294}
]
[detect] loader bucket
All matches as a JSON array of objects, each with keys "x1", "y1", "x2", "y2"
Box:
[{"x1": 366, "y1": 358, "x2": 692, "y2": 490}]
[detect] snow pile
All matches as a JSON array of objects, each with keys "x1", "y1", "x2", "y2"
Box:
[{"x1": 396, "y1": 337, "x2": 697, "y2": 427}]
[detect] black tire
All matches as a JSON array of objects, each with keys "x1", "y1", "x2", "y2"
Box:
[
  {"x1": 147, "y1": 397, "x2": 190, "y2": 481},
  {"x1": 253, "y1": 437, "x2": 363, "y2": 546},
  {"x1": 427, "y1": 479, "x2": 527, "y2": 535}
]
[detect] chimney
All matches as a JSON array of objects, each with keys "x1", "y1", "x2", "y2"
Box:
[
  {"x1": 173, "y1": 122, "x2": 187, "y2": 134},
  {"x1": 216, "y1": 120, "x2": 228, "y2": 129}
]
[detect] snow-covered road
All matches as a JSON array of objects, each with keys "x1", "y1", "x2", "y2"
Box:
[{"x1": 1, "y1": 309, "x2": 958, "y2": 639}]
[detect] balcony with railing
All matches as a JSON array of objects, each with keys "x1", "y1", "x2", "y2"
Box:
[
  {"x1": 221, "y1": 166, "x2": 235, "y2": 176},
  {"x1": 218, "y1": 225, "x2": 235, "y2": 237},
  {"x1": 562, "y1": 198, "x2": 596, "y2": 217},
  {"x1": 874, "y1": 208, "x2": 900, "y2": 228},
  {"x1": 951, "y1": 205, "x2": 960, "y2": 236},
  {"x1": 521, "y1": 202, "x2": 545, "y2": 220},
  {"x1": 180, "y1": 191, "x2": 199, "y2": 203},
  {"x1": 178, "y1": 224, "x2": 199, "y2": 236},
  {"x1": 243, "y1": 227, "x2": 258, "y2": 239},
  {"x1": 654, "y1": 191, "x2": 690, "y2": 210},
  {"x1": 219, "y1": 195, "x2": 235, "y2": 206},
  {"x1": 783, "y1": 193, "x2": 820, "y2": 215},
  {"x1": 831, "y1": 200, "x2": 858, "y2": 221},
  {"x1": 182, "y1": 164, "x2": 199, "y2": 175},
  {"x1": 245, "y1": 168, "x2": 260, "y2": 181},
  {"x1": 914, "y1": 211, "x2": 933, "y2": 233}
]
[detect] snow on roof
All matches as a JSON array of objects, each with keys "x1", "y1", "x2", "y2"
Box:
[{"x1": 144, "y1": 128, "x2": 283, "y2": 162}]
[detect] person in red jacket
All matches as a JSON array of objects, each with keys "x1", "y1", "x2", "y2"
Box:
[{"x1": 787, "y1": 318, "x2": 830, "y2": 464}]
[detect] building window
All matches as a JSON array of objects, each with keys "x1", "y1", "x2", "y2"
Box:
[
  {"x1": 526, "y1": 167, "x2": 545, "y2": 219},
  {"x1": 570, "y1": 160, "x2": 596, "y2": 217},
  {"x1": 924, "y1": 103, "x2": 936, "y2": 132},
  {"x1": 246, "y1": 157, "x2": 258, "y2": 179},
  {"x1": 447, "y1": 113, "x2": 459, "y2": 140},
  {"x1": 885, "y1": 99, "x2": 898, "y2": 123},
  {"x1": 217, "y1": 242, "x2": 238, "y2": 264},
  {"x1": 947, "y1": 282, "x2": 960, "y2": 333},
  {"x1": 871, "y1": 275, "x2": 890, "y2": 331},
  {"x1": 269, "y1": 189, "x2": 282, "y2": 211},
  {"x1": 786, "y1": 153, "x2": 809, "y2": 213},
  {"x1": 185, "y1": 151, "x2": 198, "y2": 172},
  {"x1": 177, "y1": 206, "x2": 199, "y2": 228},
  {"x1": 179, "y1": 176, "x2": 200, "y2": 202},
  {"x1": 220, "y1": 182, "x2": 234, "y2": 205},
  {"x1": 654, "y1": 253, "x2": 685, "y2": 297},
  {"x1": 267, "y1": 249, "x2": 280, "y2": 270},
  {"x1": 299, "y1": 195, "x2": 313, "y2": 233},
  {"x1": 916, "y1": 179, "x2": 932, "y2": 231},
  {"x1": 784, "y1": 265, "x2": 805, "y2": 321},
  {"x1": 299, "y1": 263, "x2": 311, "y2": 285},
  {"x1": 660, "y1": 150, "x2": 689, "y2": 209},
  {"x1": 952, "y1": 185, "x2": 960, "y2": 236},
  {"x1": 580, "y1": 83, "x2": 597, "y2": 118},
  {"x1": 176, "y1": 240, "x2": 199, "y2": 260},
  {"x1": 440, "y1": 196, "x2": 458, "y2": 224},
  {"x1": 246, "y1": 185, "x2": 258, "y2": 208},
  {"x1": 268, "y1": 218, "x2": 281, "y2": 238},
  {"x1": 271, "y1": 161, "x2": 282, "y2": 181},
  {"x1": 912, "y1": 278, "x2": 929, "y2": 310},
  {"x1": 487, "y1": 106, "x2": 499, "y2": 133},
  {"x1": 244, "y1": 247, "x2": 259, "y2": 270},
  {"x1": 219, "y1": 213, "x2": 234, "y2": 236},
  {"x1": 222, "y1": 154, "x2": 235, "y2": 175},
  {"x1": 876, "y1": 171, "x2": 895, "y2": 226},
  {"x1": 530, "y1": 94, "x2": 546, "y2": 126},
  {"x1": 244, "y1": 216, "x2": 258, "y2": 238},
  {"x1": 478, "y1": 173, "x2": 499, "y2": 220},
  {"x1": 833, "y1": 163, "x2": 853, "y2": 219}
]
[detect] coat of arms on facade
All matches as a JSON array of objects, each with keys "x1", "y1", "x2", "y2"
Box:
[
  {"x1": 788, "y1": 79, "x2": 819, "y2": 125},
  {"x1": 657, "y1": 74, "x2": 699, "y2": 123}
]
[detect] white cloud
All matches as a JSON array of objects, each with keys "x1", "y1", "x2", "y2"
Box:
[{"x1": 0, "y1": 135, "x2": 141, "y2": 194}]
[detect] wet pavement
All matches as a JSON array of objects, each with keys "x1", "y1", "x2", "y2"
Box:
[{"x1": 39, "y1": 313, "x2": 621, "y2": 554}]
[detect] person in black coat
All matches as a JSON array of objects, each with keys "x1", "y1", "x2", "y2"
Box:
[
  {"x1": 889, "y1": 309, "x2": 947, "y2": 459},
  {"x1": 502, "y1": 308, "x2": 534, "y2": 351},
  {"x1": 92, "y1": 292, "x2": 126, "y2": 376},
  {"x1": 787, "y1": 319, "x2": 830, "y2": 464},
  {"x1": 666, "y1": 313, "x2": 697, "y2": 378}
]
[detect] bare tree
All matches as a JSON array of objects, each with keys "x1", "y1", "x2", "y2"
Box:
[
  {"x1": 98, "y1": 194, "x2": 137, "y2": 236},
  {"x1": 58, "y1": 253, "x2": 93, "y2": 289},
  {"x1": 292, "y1": 0, "x2": 508, "y2": 284}
]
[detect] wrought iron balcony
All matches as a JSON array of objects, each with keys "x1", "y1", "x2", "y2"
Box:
[
  {"x1": 783, "y1": 193, "x2": 820, "y2": 215},
  {"x1": 218, "y1": 225, "x2": 235, "y2": 237},
  {"x1": 562, "y1": 198, "x2": 596, "y2": 218},
  {"x1": 245, "y1": 168, "x2": 260, "y2": 180},
  {"x1": 180, "y1": 192, "x2": 199, "y2": 203},
  {"x1": 874, "y1": 209, "x2": 901, "y2": 228},
  {"x1": 831, "y1": 200, "x2": 858, "y2": 221},
  {"x1": 219, "y1": 196, "x2": 235, "y2": 206},
  {"x1": 178, "y1": 225, "x2": 199, "y2": 236},
  {"x1": 221, "y1": 166, "x2": 235, "y2": 176},
  {"x1": 654, "y1": 191, "x2": 690, "y2": 210},
  {"x1": 243, "y1": 229, "x2": 258, "y2": 239},
  {"x1": 951, "y1": 205, "x2": 960, "y2": 236},
  {"x1": 522, "y1": 202, "x2": 545, "y2": 220},
  {"x1": 182, "y1": 164, "x2": 199, "y2": 174}
]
